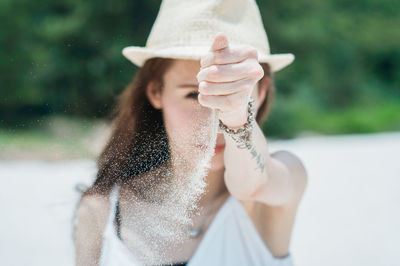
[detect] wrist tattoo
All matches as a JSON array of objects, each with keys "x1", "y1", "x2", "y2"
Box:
[{"x1": 236, "y1": 141, "x2": 266, "y2": 173}]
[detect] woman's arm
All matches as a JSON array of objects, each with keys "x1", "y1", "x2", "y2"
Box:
[
  {"x1": 74, "y1": 195, "x2": 108, "y2": 266},
  {"x1": 223, "y1": 121, "x2": 308, "y2": 206},
  {"x1": 196, "y1": 32, "x2": 307, "y2": 207}
]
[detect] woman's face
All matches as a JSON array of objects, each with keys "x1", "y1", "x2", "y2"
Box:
[{"x1": 146, "y1": 59, "x2": 263, "y2": 171}]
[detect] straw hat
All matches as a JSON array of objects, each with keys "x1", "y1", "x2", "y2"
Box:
[{"x1": 122, "y1": 0, "x2": 294, "y2": 72}]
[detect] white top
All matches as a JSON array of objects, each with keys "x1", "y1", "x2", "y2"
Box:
[{"x1": 99, "y1": 184, "x2": 294, "y2": 266}]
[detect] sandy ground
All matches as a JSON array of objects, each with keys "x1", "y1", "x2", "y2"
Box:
[{"x1": 0, "y1": 131, "x2": 399, "y2": 266}]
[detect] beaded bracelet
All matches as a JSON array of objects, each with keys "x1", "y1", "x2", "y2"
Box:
[{"x1": 218, "y1": 96, "x2": 255, "y2": 149}]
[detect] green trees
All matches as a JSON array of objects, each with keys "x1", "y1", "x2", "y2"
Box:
[{"x1": 1, "y1": 0, "x2": 399, "y2": 136}]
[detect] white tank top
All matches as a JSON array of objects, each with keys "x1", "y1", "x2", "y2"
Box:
[{"x1": 99, "y1": 184, "x2": 294, "y2": 266}]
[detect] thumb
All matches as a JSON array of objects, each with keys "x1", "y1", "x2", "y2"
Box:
[{"x1": 211, "y1": 32, "x2": 229, "y2": 52}]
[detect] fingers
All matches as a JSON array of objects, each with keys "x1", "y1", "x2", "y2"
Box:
[
  {"x1": 198, "y1": 90, "x2": 249, "y2": 112},
  {"x1": 198, "y1": 78, "x2": 254, "y2": 96},
  {"x1": 196, "y1": 32, "x2": 262, "y2": 114},
  {"x1": 197, "y1": 57, "x2": 263, "y2": 83},
  {"x1": 201, "y1": 32, "x2": 258, "y2": 69},
  {"x1": 200, "y1": 45, "x2": 258, "y2": 69},
  {"x1": 211, "y1": 32, "x2": 229, "y2": 52}
]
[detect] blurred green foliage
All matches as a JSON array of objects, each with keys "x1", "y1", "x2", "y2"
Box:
[{"x1": 1, "y1": 0, "x2": 399, "y2": 138}]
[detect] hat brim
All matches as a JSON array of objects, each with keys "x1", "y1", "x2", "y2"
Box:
[{"x1": 122, "y1": 45, "x2": 294, "y2": 72}]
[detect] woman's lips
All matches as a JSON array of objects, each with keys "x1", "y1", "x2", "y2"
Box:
[{"x1": 214, "y1": 143, "x2": 226, "y2": 154}]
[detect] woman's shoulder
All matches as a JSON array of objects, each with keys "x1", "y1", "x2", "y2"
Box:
[
  {"x1": 74, "y1": 193, "x2": 112, "y2": 266},
  {"x1": 76, "y1": 193, "x2": 111, "y2": 230},
  {"x1": 74, "y1": 193, "x2": 112, "y2": 244}
]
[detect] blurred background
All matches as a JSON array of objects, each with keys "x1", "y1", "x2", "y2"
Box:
[{"x1": 0, "y1": 0, "x2": 399, "y2": 266}]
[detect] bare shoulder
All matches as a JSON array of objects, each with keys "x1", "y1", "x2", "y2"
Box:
[
  {"x1": 241, "y1": 150, "x2": 308, "y2": 258},
  {"x1": 270, "y1": 149, "x2": 308, "y2": 207},
  {"x1": 75, "y1": 193, "x2": 110, "y2": 230},
  {"x1": 74, "y1": 193, "x2": 111, "y2": 266}
]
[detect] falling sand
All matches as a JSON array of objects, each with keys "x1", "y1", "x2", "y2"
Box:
[{"x1": 116, "y1": 105, "x2": 220, "y2": 265}]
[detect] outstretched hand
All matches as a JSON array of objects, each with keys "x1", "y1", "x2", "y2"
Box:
[{"x1": 196, "y1": 32, "x2": 264, "y2": 129}]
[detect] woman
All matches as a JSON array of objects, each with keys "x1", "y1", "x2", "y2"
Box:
[{"x1": 74, "y1": 0, "x2": 307, "y2": 265}]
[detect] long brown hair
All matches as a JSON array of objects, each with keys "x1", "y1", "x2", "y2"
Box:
[{"x1": 80, "y1": 58, "x2": 275, "y2": 198}]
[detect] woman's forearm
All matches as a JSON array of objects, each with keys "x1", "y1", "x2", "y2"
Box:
[{"x1": 223, "y1": 121, "x2": 294, "y2": 206}]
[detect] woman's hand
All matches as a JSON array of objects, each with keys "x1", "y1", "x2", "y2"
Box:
[{"x1": 196, "y1": 32, "x2": 264, "y2": 128}]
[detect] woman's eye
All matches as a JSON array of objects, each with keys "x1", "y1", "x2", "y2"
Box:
[{"x1": 186, "y1": 92, "x2": 199, "y2": 99}]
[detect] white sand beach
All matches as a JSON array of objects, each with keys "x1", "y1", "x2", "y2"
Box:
[{"x1": 0, "y1": 131, "x2": 399, "y2": 266}]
